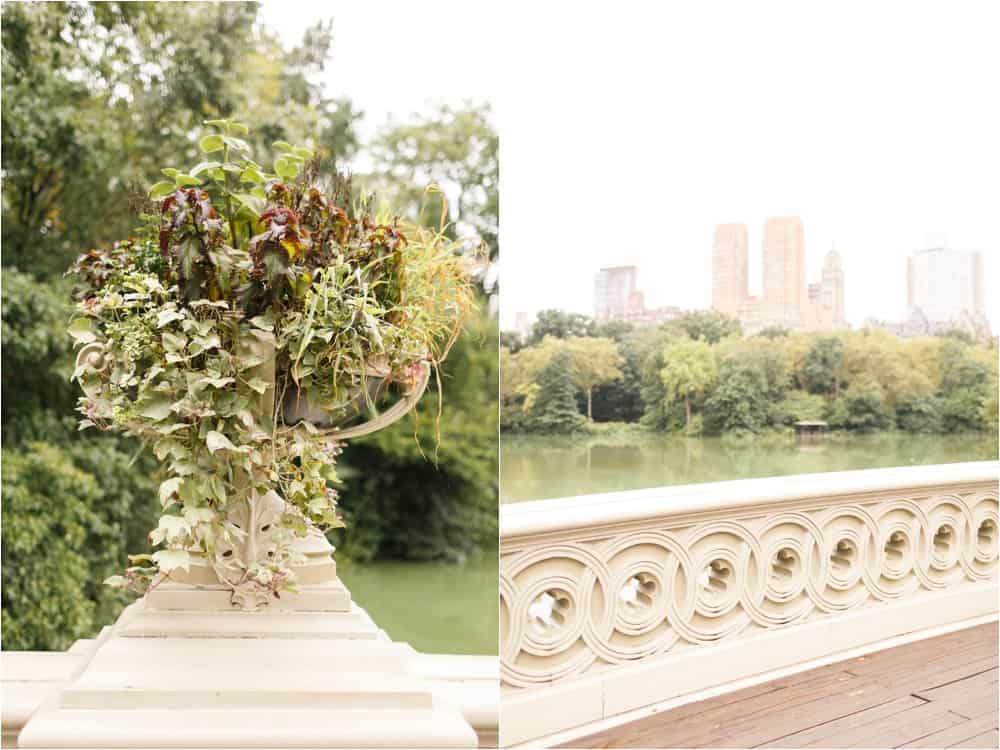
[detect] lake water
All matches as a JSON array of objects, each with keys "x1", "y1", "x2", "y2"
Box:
[
  {"x1": 500, "y1": 431, "x2": 998, "y2": 504},
  {"x1": 337, "y1": 553, "x2": 497, "y2": 655}
]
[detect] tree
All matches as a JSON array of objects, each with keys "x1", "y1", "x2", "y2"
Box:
[
  {"x1": 704, "y1": 360, "x2": 770, "y2": 434},
  {"x1": 1, "y1": 2, "x2": 359, "y2": 278},
  {"x1": 666, "y1": 310, "x2": 742, "y2": 344},
  {"x1": 801, "y1": 336, "x2": 845, "y2": 396},
  {"x1": 366, "y1": 103, "x2": 498, "y2": 260},
  {"x1": 829, "y1": 379, "x2": 891, "y2": 432},
  {"x1": 562, "y1": 337, "x2": 624, "y2": 421},
  {"x1": 528, "y1": 309, "x2": 595, "y2": 344},
  {"x1": 523, "y1": 352, "x2": 586, "y2": 434},
  {"x1": 660, "y1": 338, "x2": 718, "y2": 433},
  {"x1": 937, "y1": 340, "x2": 994, "y2": 432}
]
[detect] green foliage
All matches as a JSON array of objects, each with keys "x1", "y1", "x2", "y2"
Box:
[
  {"x1": 771, "y1": 391, "x2": 828, "y2": 426},
  {"x1": 666, "y1": 310, "x2": 742, "y2": 344},
  {"x1": 660, "y1": 337, "x2": 717, "y2": 431},
  {"x1": 1, "y1": 2, "x2": 358, "y2": 278},
  {"x1": 937, "y1": 340, "x2": 994, "y2": 432},
  {"x1": 528, "y1": 309, "x2": 595, "y2": 344},
  {"x1": 704, "y1": 360, "x2": 770, "y2": 434},
  {"x1": 1, "y1": 443, "x2": 156, "y2": 650},
  {"x1": 67, "y1": 124, "x2": 474, "y2": 595},
  {"x1": 365, "y1": 103, "x2": 498, "y2": 260},
  {"x1": 523, "y1": 352, "x2": 586, "y2": 434},
  {"x1": 333, "y1": 313, "x2": 498, "y2": 562},
  {"x1": 896, "y1": 397, "x2": 943, "y2": 433},
  {"x1": 508, "y1": 309, "x2": 997, "y2": 438},
  {"x1": 801, "y1": 336, "x2": 845, "y2": 395},
  {"x1": 828, "y1": 380, "x2": 891, "y2": 432}
]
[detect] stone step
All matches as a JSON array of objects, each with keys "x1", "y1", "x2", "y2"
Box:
[
  {"x1": 17, "y1": 706, "x2": 478, "y2": 748},
  {"x1": 144, "y1": 580, "x2": 351, "y2": 612},
  {"x1": 61, "y1": 670, "x2": 433, "y2": 710},
  {"x1": 85, "y1": 636, "x2": 413, "y2": 674},
  {"x1": 116, "y1": 603, "x2": 380, "y2": 639}
]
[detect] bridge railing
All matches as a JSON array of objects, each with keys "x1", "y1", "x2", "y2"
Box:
[{"x1": 500, "y1": 461, "x2": 999, "y2": 746}]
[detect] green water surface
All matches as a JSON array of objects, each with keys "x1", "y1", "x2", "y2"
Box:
[
  {"x1": 336, "y1": 552, "x2": 498, "y2": 655},
  {"x1": 501, "y1": 431, "x2": 998, "y2": 504}
]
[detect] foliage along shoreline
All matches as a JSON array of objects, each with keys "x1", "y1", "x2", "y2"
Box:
[{"x1": 502, "y1": 309, "x2": 999, "y2": 438}]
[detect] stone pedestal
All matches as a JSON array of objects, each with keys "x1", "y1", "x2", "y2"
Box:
[{"x1": 17, "y1": 534, "x2": 478, "y2": 748}]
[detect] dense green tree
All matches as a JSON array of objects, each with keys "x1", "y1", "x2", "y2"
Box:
[
  {"x1": 704, "y1": 360, "x2": 770, "y2": 434},
  {"x1": 332, "y1": 313, "x2": 498, "y2": 562},
  {"x1": 770, "y1": 391, "x2": 828, "y2": 425},
  {"x1": 828, "y1": 380, "x2": 891, "y2": 432},
  {"x1": 801, "y1": 336, "x2": 845, "y2": 396},
  {"x1": 562, "y1": 337, "x2": 623, "y2": 421},
  {"x1": 660, "y1": 338, "x2": 717, "y2": 433},
  {"x1": 896, "y1": 397, "x2": 943, "y2": 433},
  {"x1": 528, "y1": 309, "x2": 595, "y2": 344},
  {"x1": 937, "y1": 341, "x2": 993, "y2": 432},
  {"x1": 523, "y1": 352, "x2": 586, "y2": 434},
  {"x1": 666, "y1": 310, "x2": 742, "y2": 344}
]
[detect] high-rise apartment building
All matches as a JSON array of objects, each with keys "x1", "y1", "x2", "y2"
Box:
[
  {"x1": 594, "y1": 266, "x2": 638, "y2": 323},
  {"x1": 710, "y1": 217, "x2": 846, "y2": 334},
  {"x1": 907, "y1": 247, "x2": 985, "y2": 322},
  {"x1": 820, "y1": 247, "x2": 845, "y2": 326},
  {"x1": 711, "y1": 223, "x2": 749, "y2": 316},
  {"x1": 762, "y1": 216, "x2": 806, "y2": 325}
]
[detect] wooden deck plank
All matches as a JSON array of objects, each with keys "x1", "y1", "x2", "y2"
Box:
[
  {"x1": 766, "y1": 696, "x2": 927, "y2": 748},
  {"x1": 816, "y1": 702, "x2": 966, "y2": 748},
  {"x1": 950, "y1": 729, "x2": 999, "y2": 748},
  {"x1": 565, "y1": 622, "x2": 998, "y2": 749},
  {"x1": 906, "y1": 711, "x2": 1000, "y2": 748}
]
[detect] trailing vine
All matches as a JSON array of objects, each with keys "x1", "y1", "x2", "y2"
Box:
[{"x1": 69, "y1": 121, "x2": 475, "y2": 600}]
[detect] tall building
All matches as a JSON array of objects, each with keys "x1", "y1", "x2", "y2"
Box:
[
  {"x1": 592, "y1": 265, "x2": 681, "y2": 327},
  {"x1": 907, "y1": 247, "x2": 985, "y2": 322},
  {"x1": 594, "y1": 266, "x2": 638, "y2": 323},
  {"x1": 762, "y1": 216, "x2": 806, "y2": 325},
  {"x1": 820, "y1": 247, "x2": 845, "y2": 326},
  {"x1": 711, "y1": 223, "x2": 748, "y2": 316},
  {"x1": 710, "y1": 217, "x2": 847, "y2": 335}
]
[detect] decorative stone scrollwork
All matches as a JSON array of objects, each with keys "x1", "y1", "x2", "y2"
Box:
[
  {"x1": 501, "y1": 486, "x2": 999, "y2": 689},
  {"x1": 211, "y1": 491, "x2": 289, "y2": 611}
]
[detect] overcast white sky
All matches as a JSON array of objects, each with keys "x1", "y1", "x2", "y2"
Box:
[{"x1": 261, "y1": 2, "x2": 998, "y2": 331}]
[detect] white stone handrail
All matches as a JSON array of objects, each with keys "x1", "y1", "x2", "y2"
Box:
[{"x1": 500, "y1": 461, "x2": 999, "y2": 746}]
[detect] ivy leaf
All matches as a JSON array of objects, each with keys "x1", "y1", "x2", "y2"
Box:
[
  {"x1": 152, "y1": 549, "x2": 191, "y2": 573},
  {"x1": 150, "y1": 515, "x2": 190, "y2": 545},
  {"x1": 274, "y1": 158, "x2": 299, "y2": 179},
  {"x1": 222, "y1": 135, "x2": 251, "y2": 153},
  {"x1": 138, "y1": 396, "x2": 173, "y2": 422},
  {"x1": 206, "y1": 430, "x2": 237, "y2": 454},
  {"x1": 272, "y1": 140, "x2": 293, "y2": 152},
  {"x1": 156, "y1": 309, "x2": 185, "y2": 328},
  {"x1": 68, "y1": 317, "x2": 96, "y2": 344},
  {"x1": 199, "y1": 134, "x2": 225, "y2": 153},
  {"x1": 173, "y1": 174, "x2": 202, "y2": 187},
  {"x1": 249, "y1": 313, "x2": 275, "y2": 331},
  {"x1": 190, "y1": 160, "x2": 223, "y2": 176},
  {"x1": 149, "y1": 181, "x2": 176, "y2": 199},
  {"x1": 244, "y1": 377, "x2": 268, "y2": 394},
  {"x1": 240, "y1": 167, "x2": 264, "y2": 184},
  {"x1": 158, "y1": 477, "x2": 183, "y2": 509},
  {"x1": 292, "y1": 146, "x2": 315, "y2": 159},
  {"x1": 104, "y1": 575, "x2": 126, "y2": 588},
  {"x1": 183, "y1": 507, "x2": 215, "y2": 524}
]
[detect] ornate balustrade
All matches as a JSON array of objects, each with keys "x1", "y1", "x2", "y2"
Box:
[{"x1": 500, "y1": 461, "x2": 999, "y2": 746}]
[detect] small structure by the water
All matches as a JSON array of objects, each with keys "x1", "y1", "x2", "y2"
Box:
[{"x1": 794, "y1": 420, "x2": 828, "y2": 443}]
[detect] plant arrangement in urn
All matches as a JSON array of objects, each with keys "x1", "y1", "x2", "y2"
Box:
[{"x1": 69, "y1": 120, "x2": 475, "y2": 609}]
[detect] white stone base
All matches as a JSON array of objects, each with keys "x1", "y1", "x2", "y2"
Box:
[{"x1": 17, "y1": 579, "x2": 478, "y2": 748}]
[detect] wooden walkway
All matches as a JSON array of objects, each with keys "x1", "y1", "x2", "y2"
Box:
[{"x1": 564, "y1": 622, "x2": 999, "y2": 749}]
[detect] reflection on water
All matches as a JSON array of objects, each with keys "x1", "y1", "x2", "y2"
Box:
[{"x1": 500, "y1": 431, "x2": 998, "y2": 504}]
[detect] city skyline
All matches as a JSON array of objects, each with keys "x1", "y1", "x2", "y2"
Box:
[
  {"x1": 499, "y1": 4, "x2": 997, "y2": 331},
  {"x1": 504, "y1": 225, "x2": 993, "y2": 332}
]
